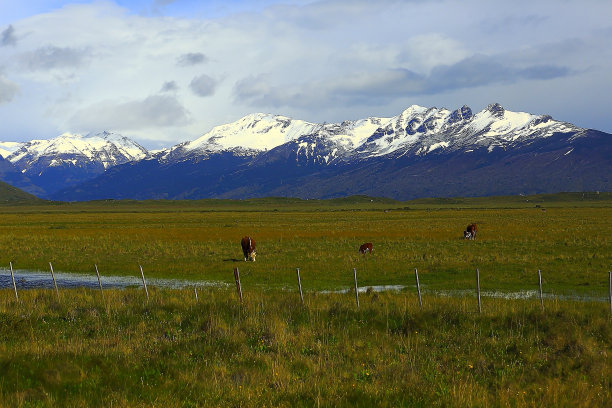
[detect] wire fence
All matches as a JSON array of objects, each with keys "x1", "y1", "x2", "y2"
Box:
[{"x1": 1, "y1": 262, "x2": 611, "y2": 318}]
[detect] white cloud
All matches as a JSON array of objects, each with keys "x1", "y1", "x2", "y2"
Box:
[
  {"x1": 69, "y1": 94, "x2": 191, "y2": 131},
  {"x1": 0, "y1": 74, "x2": 19, "y2": 104},
  {"x1": 1, "y1": 24, "x2": 17, "y2": 46},
  {"x1": 189, "y1": 74, "x2": 218, "y2": 97},
  {"x1": 0, "y1": 0, "x2": 610, "y2": 147},
  {"x1": 233, "y1": 55, "x2": 573, "y2": 107},
  {"x1": 177, "y1": 52, "x2": 208, "y2": 66},
  {"x1": 19, "y1": 45, "x2": 91, "y2": 71},
  {"x1": 160, "y1": 80, "x2": 179, "y2": 93}
]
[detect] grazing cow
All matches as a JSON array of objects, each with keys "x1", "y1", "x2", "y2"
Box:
[
  {"x1": 359, "y1": 242, "x2": 373, "y2": 254},
  {"x1": 464, "y1": 224, "x2": 477, "y2": 240},
  {"x1": 241, "y1": 236, "x2": 257, "y2": 261}
]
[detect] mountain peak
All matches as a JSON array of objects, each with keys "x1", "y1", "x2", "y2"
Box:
[
  {"x1": 163, "y1": 102, "x2": 584, "y2": 163},
  {"x1": 486, "y1": 103, "x2": 505, "y2": 118},
  {"x1": 401, "y1": 104, "x2": 429, "y2": 116},
  {"x1": 448, "y1": 105, "x2": 473, "y2": 124},
  {"x1": 6, "y1": 131, "x2": 148, "y2": 171},
  {"x1": 4, "y1": 101, "x2": 604, "y2": 202},
  {"x1": 165, "y1": 113, "x2": 318, "y2": 159}
]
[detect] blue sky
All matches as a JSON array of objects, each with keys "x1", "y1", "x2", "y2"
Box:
[
  {"x1": 0, "y1": 0, "x2": 611, "y2": 148},
  {"x1": 0, "y1": 1, "x2": 310, "y2": 26}
]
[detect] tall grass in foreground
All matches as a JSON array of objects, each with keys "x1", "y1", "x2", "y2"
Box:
[{"x1": 0, "y1": 288, "x2": 610, "y2": 407}]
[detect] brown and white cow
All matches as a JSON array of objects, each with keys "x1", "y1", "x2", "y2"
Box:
[
  {"x1": 464, "y1": 224, "x2": 477, "y2": 240},
  {"x1": 241, "y1": 236, "x2": 257, "y2": 261},
  {"x1": 359, "y1": 242, "x2": 373, "y2": 254}
]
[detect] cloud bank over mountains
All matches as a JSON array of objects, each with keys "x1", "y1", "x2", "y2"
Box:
[{"x1": 0, "y1": 0, "x2": 610, "y2": 148}]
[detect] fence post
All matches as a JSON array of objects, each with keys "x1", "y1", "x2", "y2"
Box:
[
  {"x1": 233, "y1": 267, "x2": 243, "y2": 302},
  {"x1": 414, "y1": 268, "x2": 422, "y2": 310},
  {"x1": 49, "y1": 262, "x2": 60, "y2": 300},
  {"x1": 94, "y1": 264, "x2": 104, "y2": 302},
  {"x1": 608, "y1": 271, "x2": 611, "y2": 318},
  {"x1": 296, "y1": 268, "x2": 304, "y2": 305},
  {"x1": 538, "y1": 269, "x2": 544, "y2": 311},
  {"x1": 353, "y1": 268, "x2": 359, "y2": 309},
  {"x1": 9, "y1": 262, "x2": 18, "y2": 302},
  {"x1": 139, "y1": 265, "x2": 149, "y2": 302},
  {"x1": 476, "y1": 268, "x2": 481, "y2": 314},
  {"x1": 194, "y1": 286, "x2": 199, "y2": 302}
]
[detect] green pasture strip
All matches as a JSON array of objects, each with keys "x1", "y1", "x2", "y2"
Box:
[
  {"x1": 0, "y1": 194, "x2": 610, "y2": 296},
  {"x1": 0, "y1": 288, "x2": 609, "y2": 407},
  {"x1": 1, "y1": 192, "x2": 611, "y2": 213}
]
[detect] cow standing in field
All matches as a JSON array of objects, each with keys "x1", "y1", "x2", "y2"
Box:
[
  {"x1": 464, "y1": 224, "x2": 477, "y2": 240},
  {"x1": 359, "y1": 242, "x2": 373, "y2": 254},
  {"x1": 241, "y1": 236, "x2": 257, "y2": 261}
]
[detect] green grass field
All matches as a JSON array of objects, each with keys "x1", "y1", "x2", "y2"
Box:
[
  {"x1": 0, "y1": 193, "x2": 610, "y2": 407},
  {"x1": 0, "y1": 288, "x2": 610, "y2": 407},
  {"x1": 1, "y1": 193, "x2": 610, "y2": 295}
]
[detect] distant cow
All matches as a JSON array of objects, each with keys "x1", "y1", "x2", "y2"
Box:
[
  {"x1": 464, "y1": 224, "x2": 477, "y2": 240},
  {"x1": 359, "y1": 242, "x2": 373, "y2": 254},
  {"x1": 241, "y1": 236, "x2": 257, "y2": 261}
]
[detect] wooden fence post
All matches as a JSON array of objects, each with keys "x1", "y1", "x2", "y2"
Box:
[
  {"x1": 49, "y1": 262, "x2": 60, "y2": 300},
  {"x1": 296, "y1": 268, "x2": 304, "y2": 305},
  {"x1": 9, "y1": 262, "x2": 18, "y2": 302},
  {"x1": 139, "y1": 265, "x2": 149, "y2": 302},
  {"x1": 476, "y1": 268, "x2": 481, "y2": 314},
  {"x1": 414, "y1": 268, "x2": 422, "y2": 310},
  {"x1": 538, "y1": 269, "x2": 544, "y2": 311},
  {"x1": 608, "y1": 271, "x2": 611, "y2": 318},
  {"x1": 94, "y1": 264, "x2": 104, "y2": 302},
  {"x1": 233, "y1": 267, "x2": 243, "y2": 302},
  {"x1": 353, "y1": 268, "x2": 359, "y2": 309}
]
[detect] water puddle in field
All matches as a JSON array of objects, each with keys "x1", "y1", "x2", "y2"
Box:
[
  {"x1": 432, "y1": 289, "x2": 608, "y2": 302},
  {"x1": 321, "y1": 285, "x2": 407, "y2": 294},
  {"x1": 322, "y1": 286, "x2": 607, "y2": 302},
  {"x1": 0, "y1": 268, "x2": 228, "y2": 290},
  {"x1": 0, "y1": 269, "x2": 607, "y2": 302}
]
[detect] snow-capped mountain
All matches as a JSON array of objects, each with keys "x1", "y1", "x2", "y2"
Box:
[
  {"x1": 156, "y1": 103, "x2": 583, "y2": 167},
  {"x1": 0, "y1": 141, "x2": 23, "y2": 159},
  {"x1": 7, "y1": 131, "x2": 147, "y2": 170},
  {"x1": 47, "y1": 103, "x2": 611, "y2": 201},
  {"x1": 351, "y1": 103, "x2": 582, "y2": 159},
  {"x1": 1, "y1": 131, "x2": 148, "y2": 196},
  {"x1": 157, "y1": 113, "x2": 320, "y2": 162},
  {"x1": 1, "y1": 103, "x2": 609, "y2": 201}
]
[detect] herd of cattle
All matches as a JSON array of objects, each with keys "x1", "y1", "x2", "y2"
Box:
[{"x1": 239, "y1": 223, "x2": 477, "y2": 261}]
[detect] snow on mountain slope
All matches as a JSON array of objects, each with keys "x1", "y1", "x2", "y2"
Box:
[
  {"x1": 7, "y1": 131, "x2": 148, "y2": 173},
  {"x1": 161, "y1": 112, "x2": 397, "y2": 163},
  {"x1": 4, "y1": 103, "x2": 581, "y2": 176},
  {"x1": 354, "y1": 103, "x2": 582, "y2": 159},
  {"x1": 0, "y1": 141, "x2": 23, "y2": 159},
  {"x1": 287, "y1": 116, "x2": 396, "y2": 164},
  {"x1": 159, "y1": 103, "x2": 581, "y2": 167},
  {"x1": 160, "y1": 113, "x2": 320, "y2": 161}
]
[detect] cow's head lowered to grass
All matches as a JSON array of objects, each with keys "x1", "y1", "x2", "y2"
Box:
[
  {"x1": 241, "y1": 236, "x2": 257, "y2": 261},
  {"x1": 359, "y1": 242, "x2": 373, "y2": 254},
  {"x1": 464, "y1": 223, "x2": 477, "y2": 240}
]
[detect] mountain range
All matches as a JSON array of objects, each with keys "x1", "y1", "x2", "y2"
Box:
[{"x1": 0, "y1": 103, "x2": 610, "y2": 201}]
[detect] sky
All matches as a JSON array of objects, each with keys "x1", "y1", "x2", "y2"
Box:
[{"x1": 0, "y1": 0, "x2": 611, "y2": 149}]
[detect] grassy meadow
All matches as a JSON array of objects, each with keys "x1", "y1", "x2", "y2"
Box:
[
  {"x1": 0, "y1": 193, "x2": 611, "y2": 406},
  {"x1": 0, "y1": 192, "x2": 610, "y2": 295},
  {"x1": 0, "y1": 288, "x2": 610, "y2": 407}
]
